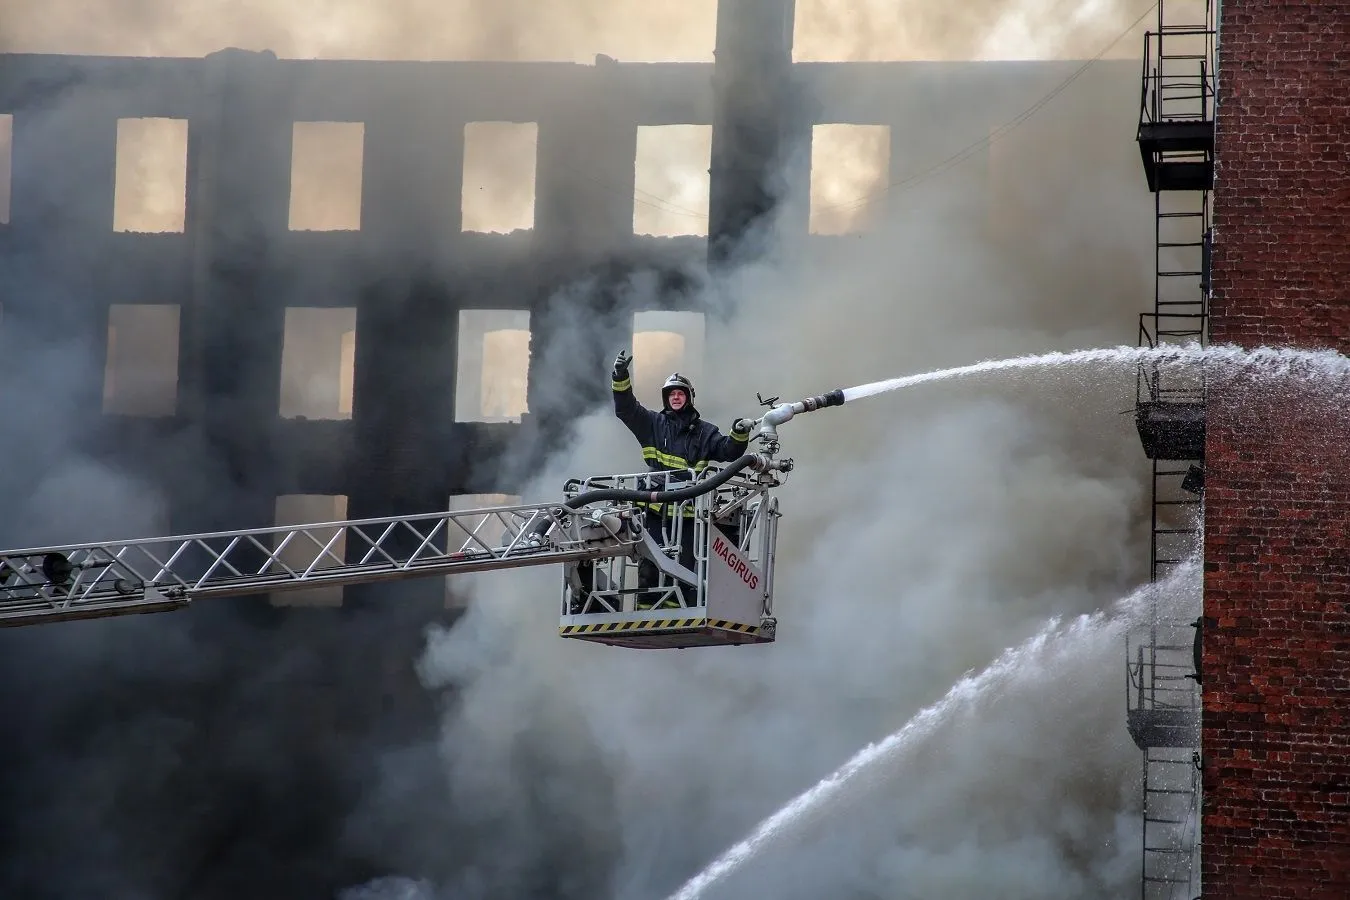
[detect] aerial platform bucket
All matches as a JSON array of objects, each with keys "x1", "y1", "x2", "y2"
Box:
[{"x1": 558, "y1": 466, "x2": 781, "y2": 649}]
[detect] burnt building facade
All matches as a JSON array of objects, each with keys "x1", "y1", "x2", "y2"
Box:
[
  {"x1": 0, "y1": 8, "x2": 1122, "y2": 609},
  {"x1": 0, "y1": 2, "x2": 1167, "y2": 896}
]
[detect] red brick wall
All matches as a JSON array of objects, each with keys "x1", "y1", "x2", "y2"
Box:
[{"x1": 1204, "y1": 1, "x2": 1350, "y2": 896}]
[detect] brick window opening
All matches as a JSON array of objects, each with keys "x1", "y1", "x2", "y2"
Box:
[
  {"x1": 809, "y1": 124, "x2": 891, "y2": 235},
  {"x1": 289, "y1": 121, "x2": 365, "y2": 232},
  {"x1": 103, "y1": 304, "x2": 180, "y2": 416},
  {"x1": 455, "y1": 309, "x2": 530, "y2": 423},
  {"x1": 113, "y1": 117, "x2": 189, "y2": 233},
  {"x1": 272, "y1": 494, "x2": 348, "y2": 607},
  {"x1": 445, "y1": 492, "x2": 522, "y2": 607},
  {"x1": 633, "y1": 125, "x2": 711, "y2": 237},
  {"x1": 279, "y1": 307, "x2": 357, "y2": 419},
  {"x1": 0, "y1": 113, "x2": 12, "y2": 224},
  {"x1": 632, "y1": 310, "x2": 705, "y2": 408},
  {"x1": 461, "y1": 122, "x2": 537, "y2": 234}
]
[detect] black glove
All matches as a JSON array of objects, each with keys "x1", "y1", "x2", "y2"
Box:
[
  {"x1": 731, "y1": 417, "x2": 755, "y2": 438},
  {"x1": 613, "y1": 349, "x2": 632, "y2": 381}
]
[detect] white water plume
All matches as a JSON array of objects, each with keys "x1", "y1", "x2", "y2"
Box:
[
  {"x1": 667, "y1": 559, "x2": 1200, "y2": 900},
  {"x1": 840, "y1": 342, "x2": 1350, "y2": 402}
]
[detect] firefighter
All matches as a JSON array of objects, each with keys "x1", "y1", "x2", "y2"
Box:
[{"x1": 611, "y1": 349, "x2": 753, "y2": 607}]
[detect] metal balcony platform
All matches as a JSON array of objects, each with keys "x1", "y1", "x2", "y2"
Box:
[
  {"x1": 1136, "y1": 400, "x2": 1205, "y2": 461},
  {"x1": 1128, "y1": 708, "x2": 1201, "y2": 750},
  {"x1": 1138, "y1": 121, "x2": 1215, "y2": 192}
]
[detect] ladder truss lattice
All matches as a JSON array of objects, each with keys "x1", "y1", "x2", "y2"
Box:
[{"x1": 0, "y1": 501, "x2": 641, "y2": 626}]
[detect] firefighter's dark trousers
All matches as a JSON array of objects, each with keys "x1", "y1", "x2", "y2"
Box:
[{"x1": 638, "y1": 509, "x2": 697, "y2": 596}]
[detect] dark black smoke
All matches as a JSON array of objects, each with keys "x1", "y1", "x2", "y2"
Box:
[{"x1": 0, "y1": 600, "x2": 447, "y2": 900}]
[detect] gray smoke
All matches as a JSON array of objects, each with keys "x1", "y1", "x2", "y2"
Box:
[
  {"x1": 356, "y1": 46, "x2": 1170, "y2": 900},
  {"x1": 667, "y1": 559, "x2": 1201, "y2": 900},
  {"x1": 0, "y1": 0, "x2": 721, "y2": 61},
  {"x1": 0, "y1": 2, "x2": 1179, "y2": 898}
]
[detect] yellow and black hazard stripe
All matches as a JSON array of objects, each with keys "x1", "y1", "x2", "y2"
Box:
[
  {"x1": 561, "y1": 617, "x2": 706, "y2": 636},
  {"x1": 707, "y1": 619, "x2": 759, "y2": 634},
  {"x1": 612, "y1": 377, "x2": 633, "y2": 392},
  {"x1": 559, "y1": 618, "x2": 760, "y2": 636}
]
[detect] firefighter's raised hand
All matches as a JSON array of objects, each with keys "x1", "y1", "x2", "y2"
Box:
[{"x1": 613, "y1": 349, "x2": 632, "y2": 380}]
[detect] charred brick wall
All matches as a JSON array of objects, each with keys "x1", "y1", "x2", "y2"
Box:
[{"x1": 1203, "y1": 1, "x2": 1350, "y2": 895}]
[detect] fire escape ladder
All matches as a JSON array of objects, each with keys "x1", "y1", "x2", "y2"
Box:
[
  {"x1": 1142, "y1": 745, "x2": 1203, "y2": 898},
  {"x1": 1128, "y1": 3, "x2": 1215, "y2": 899}
]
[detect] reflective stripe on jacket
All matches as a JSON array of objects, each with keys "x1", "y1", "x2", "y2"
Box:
[{"x1": 612, "y1": 377, "x2": 750, "y2": 515}]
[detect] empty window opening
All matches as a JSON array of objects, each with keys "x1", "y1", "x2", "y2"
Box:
[
  {"x1": 113, "y1": 118, "x2": 188, "y2": 233},
  {"x1": 279, "y1": 307, "x2": 357, "y2": 419},
  {"x1": 272, "y1": 494, "x2": 348, "y2": 607},
  {"x1": 455, "y1": 309, "x2": 530, "y2": 423},
  {"x1": 0, "y1": 114, "x2": 12, "y2": 224},
  {"x1": 633, "y1": 125, "x2": 711, "y2": 238},
  {"x1": 632, "y1": 310, "x2": 705, "y2": 408},
  {"x1": 809, "y1": 124, "x2": 891, "y2": 235},
  {"x1": 103, "y1": 304, "x2": 180, "y2": 416},
  {"x1": 445, "y1": 492, "x2": 522, "y2": 607},
  {"x1": 461, "y1": 122, "x2": 537, "y2": 234},
  {"x1": 289, "y1": 121, "x2": 365, "y2": 232}
]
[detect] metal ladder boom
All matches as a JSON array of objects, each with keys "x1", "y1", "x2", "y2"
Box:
[{"x1": 0, "y1": 499, "x2": 644, "y2": 626}]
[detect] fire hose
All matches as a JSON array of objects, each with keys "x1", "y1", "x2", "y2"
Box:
[
  {"x1": 558, "y1": 388, "x2": 843, "y2": 512},
  {"x1": 562, "y1": 453, "x2": 774, "y2": 510},
  {"x1": 527, "y1": 387, "x2": 845, "y2": 540}
]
